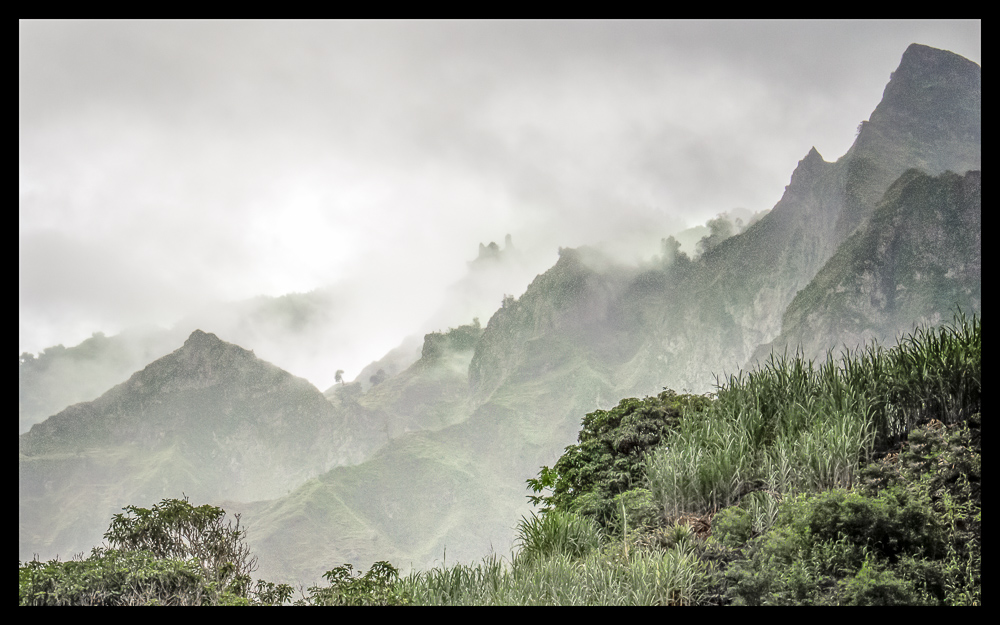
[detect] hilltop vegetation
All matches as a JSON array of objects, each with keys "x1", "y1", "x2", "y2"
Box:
[{"x1": 21, "y1": 313, "x2": 980, "y2": 605}]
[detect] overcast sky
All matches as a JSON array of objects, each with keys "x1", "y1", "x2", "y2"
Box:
[{"x1": 19, "y1": 20, "x2": 981, "y2": 383}]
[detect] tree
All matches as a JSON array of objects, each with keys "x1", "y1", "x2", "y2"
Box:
[
  {"x1": 335, "y1": 369, "x2": 344, "y2": 385},
  {"x1": 696, "y1": 214, "x2": 737, "y2": 257},
  {"x1": 104, "y1": 496, "x2": 258, "y2": 599},
  {"x1": 21, "y1": 496, "x2": 292, "y2": 605},
  {"x1": 527, "y1": 389, "x2": 713, "y2": 533},
  {"x1": 370, "y1": 369, "x2": 388, "y2": 386},
  {"x1": 299, "y1": 561, "x2": 409, "y2": 606}
]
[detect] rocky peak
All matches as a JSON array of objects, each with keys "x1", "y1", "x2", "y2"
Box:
[
  {"x1": 183, "y1": 329, "x2": 221, "y2": 348},
  {"x1": 867, "y1": 43, "x2": 981, "y2": 143},
  {"x1": 787, "y1": 146, "x2": 828, "y2": 189}
]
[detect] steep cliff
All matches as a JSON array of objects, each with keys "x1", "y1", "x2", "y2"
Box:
[{"x1": 762, "y1": 169, "x2": 981, "y2": 361}]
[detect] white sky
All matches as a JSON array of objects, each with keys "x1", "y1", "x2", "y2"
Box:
[{"x1": 19, "y1": 20, "x2": 981, "y2": 384}]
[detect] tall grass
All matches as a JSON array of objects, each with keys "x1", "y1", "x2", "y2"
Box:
[
  {"x1": 647, "y1": 312, "x2": 980, "y2": 521},
  {"x1": 398, "y1": 545, "x2": 705, "y2": 605},
  {"x1": 513, "y1": 509, "x2": 603, "y2": 565}
]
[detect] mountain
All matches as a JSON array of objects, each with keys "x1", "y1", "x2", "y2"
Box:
[
  {"x1": 19, "y1": 44, "x2": 981, "y2": 586},
  {"x1": 18, "y1": 327, "x2": 185, "y2": 434},
  {"x1": 618, "y1": 43, "x2": 981, "y2": 389},
  {"x1": 19, "y1": 235, "x2": 539, "y2": 434},
  {"x1": 19, "y1": 330, "x2": 380, "y2": 563},
  {"x1": 17, "y1": 289, "x2": 346, "y2": 435}
]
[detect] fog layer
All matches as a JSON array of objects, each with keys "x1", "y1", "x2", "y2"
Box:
[{"x1": 19, "y1": 20, "x2": 980, "y2": 385}]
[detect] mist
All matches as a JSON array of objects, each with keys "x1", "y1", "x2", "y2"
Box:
[{"x1": 19, "y1": 20, "x2": 981, "y2": 387}]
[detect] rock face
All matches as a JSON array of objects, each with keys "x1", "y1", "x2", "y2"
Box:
[
  {"x1": 470, "y1": 45, "x2": 981, "y2": 401},
  {"x1": 19, "y1": 330, "x2": 370, "y2": 563},
  {"x1": 638, "y1": 43, "x2": 981, "y2": 388},
  {"x1": 764, "y1": 169, "x2": 981, "y2": 362}
]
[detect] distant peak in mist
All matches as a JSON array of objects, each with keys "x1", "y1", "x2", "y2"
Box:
[{"x1": 471, "y1": 234, "x2": 517, "y2": 267}]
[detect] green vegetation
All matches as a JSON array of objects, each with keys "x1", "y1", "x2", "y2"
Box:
[
  {"x1": 19, "y1": 497, "x2": 293, "y2": 605},
  {"x1": 405, "y1": 312, "x2": 979, "y2": 605},
  {"x1": 421, "y1": 318, "x2": 483, "y2": 361},
  {"x1": 526, "y1": 390, "x2": 712, "y2": 534},
  {"x1": 19, "y1": 314, "x2": 980, "y2": 605}
]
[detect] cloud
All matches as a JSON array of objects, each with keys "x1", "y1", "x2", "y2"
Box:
[{"x1": 19, "y1": 20, "x2": 981, "y2": 384}]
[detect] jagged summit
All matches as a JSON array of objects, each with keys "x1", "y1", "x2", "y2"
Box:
[
  {"x1": 786, "y1": 146, "x2": 829, "y2": 191},
  {"x1": 873, "y1": 44, "x2": 982, "y2": 126},
  {"x1": 853, "y1": 43, "x2": 980, "y2": 173},
  {"x1": 472, "y1": 234, "x2": 516, "y2": 266}
]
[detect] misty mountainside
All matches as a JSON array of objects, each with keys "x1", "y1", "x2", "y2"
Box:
[
  {"x1": 328, "y1": 320, "x2": 485, "y2": 439},
  {"x1": 18, "y1": 43, "x2": 980, "y2": 588},
  {"x1": 239, "y1": 298, "x2": 618, "y2": 583},
  {"x1": 470, "y1": 43, "x2": 980, "y2": 396},
  {"x1": 18, "y1": 233, "x2": 538, "y2": 436},
  {"x1": 17, "y1": 289, "x2": 344, "y2": 435},
  {"x1": 330, "y1": 237, "x2": 530, "y2": 398},
  {"x1": 19, "y1": 330, "x2": 386, "y2": 563},
  {"x1": 624, "y1": 43, "x2": 980, "y2": 390},
  {"x1": 759, "y1": 168, "x2": 981, "y2": 363},
  {"x1": 19, "y1": 327, "x2": 185, "y2": 434}
]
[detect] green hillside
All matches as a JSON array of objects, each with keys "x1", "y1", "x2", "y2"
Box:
[{"x1": 19, "y1": 330, "x2": 378, "y2": 564}]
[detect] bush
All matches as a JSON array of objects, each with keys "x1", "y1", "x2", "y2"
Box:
[
  {"x1": 839, "y1": 560, "x2": 934, "y2": 606},
  {"x1": 527, "y1": 389, "x2": 711, "y2": 532},
  {"x1": 710, "y1": 506, "x2": 753, "y2": 549},
  {"x1": 299, "y1": 561, "x2": 409, "y2": 606},
  {"x1": 20, "y1": 496, "x2": 293, "y2": 606},
  {"x1": 19, "y1": 548, "x2": 220, "y2": 606}
]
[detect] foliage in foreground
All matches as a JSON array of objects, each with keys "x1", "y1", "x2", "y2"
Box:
[
  {"x1": 297, "y1": 561, "x2": 411, "y2": 606},
  {"x1": 710, "y1": 414, "x2": 980, "y2": 605},
  {"x1": 20, "y1": 497, "x2": 292, "y2": 606},
  {"x1": 526, "y1": 389, "x2": 713, "y2": 534}
]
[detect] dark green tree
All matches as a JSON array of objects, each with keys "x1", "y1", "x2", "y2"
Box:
[
  {"x1": 20, "y1": 496, "x2": 292, "y2": 605},
  {"x1": 528, "y1": 389, "x2": 712, "y2": 533},
  {"x1": 370, "y1": 369, "x2": 388, "y2": 386}
]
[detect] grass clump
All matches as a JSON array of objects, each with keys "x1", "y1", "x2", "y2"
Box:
[{"x1": 513, "y1": 509, "x2": 603, "y2": 566}]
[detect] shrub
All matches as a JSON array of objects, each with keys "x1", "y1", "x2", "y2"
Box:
[
  {"x1": 299, "y1": 561, "x2": 409, "y2": 606},
  {"x1": 19, "y1": 548, "x2": 219, "y2": 606},
  {"x1": 20, "y1": 496, "x2": 293, "y2": 606}
]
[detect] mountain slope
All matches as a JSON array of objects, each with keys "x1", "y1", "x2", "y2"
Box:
[
  {"x1": 630, "y1": 43, "x2": 981, "y2": 389},
  {"x1": 18, "y1": 328, "x2": 184, "y2": 434},
  {"x1": 19, "y1": 330, "x2": 374, "y2": 563},
  {"x1": 761, "y1": 168, "x2": 981, "y2": 361}
]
